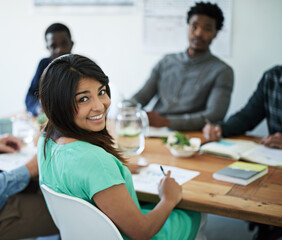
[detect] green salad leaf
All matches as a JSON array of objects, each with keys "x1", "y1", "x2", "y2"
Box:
[
  {"x1": 162, "y1": 132, "x2": 190, "y2": 147},
  {"x1": 174, "y1": 132, "x2": 190, "y2": 146}
]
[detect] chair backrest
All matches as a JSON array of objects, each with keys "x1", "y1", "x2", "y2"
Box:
[{"x1": 41, "y1": 184, "x2": 123, "y2": 240}]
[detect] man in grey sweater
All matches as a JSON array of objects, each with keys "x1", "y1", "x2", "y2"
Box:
[{"x1": 131, "y1": 2, "x2": 234, "y2": 131}]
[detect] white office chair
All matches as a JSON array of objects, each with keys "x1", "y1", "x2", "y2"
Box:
[{"x1": 41, "y1": 184, "x2": 123, "y2": 240}]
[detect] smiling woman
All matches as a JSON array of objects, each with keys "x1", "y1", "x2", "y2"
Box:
[
  {"x1": 38, "y1": 54, "x2": 202, "y2": 240},
  {"x1": 39, "y1": 54, "x2": 121, "y2": 161}
]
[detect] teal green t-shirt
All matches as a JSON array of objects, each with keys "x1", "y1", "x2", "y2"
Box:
[{"x1": 38, "y1": 136, "x2": 200, "y2": 240}]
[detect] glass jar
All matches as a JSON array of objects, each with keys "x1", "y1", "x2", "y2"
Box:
[{"x1": 116, "y1": 100, "x2": 149, "y2": 156}]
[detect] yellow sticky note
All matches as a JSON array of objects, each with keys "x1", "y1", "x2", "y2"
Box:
[{"x1": 229, "y1": 161, "x2": 268, "y2": 172}]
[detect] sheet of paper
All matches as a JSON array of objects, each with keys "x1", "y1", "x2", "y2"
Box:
[
  {"x1": 132, "y1": 163, "x2": 199, "y2": 194},
  {"x1": 32, "y1": 0, "x2": 138, "y2": 15},
  {"x1": 0, "y1": 144, "x2": 37, "y2": 172},
  {"x1": 34, "y1": 0, "x2": 136, "y2": 5}
]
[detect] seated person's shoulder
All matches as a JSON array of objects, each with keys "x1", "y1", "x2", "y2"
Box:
[
  {"x1": 74, "y1": 141, "x2": 116, "y2": 162},
  {"x1": 72, "y1": 141, "x2": 105, "y2": 153},
  {"x1": 210, "y1": 55, "x2": 233, "y2": 72},
  {"x1": 38, "y1": 57, "x2": 52, "y2": 68},
  {"x1": 257, "y1": 65, "x2": 282, "y2": 89},
  {"x1": 75, "y1": 143, "x2": 124, "y2": 175},
  {"x1": 264, "y1": 65, "x2": 282, "y2": 82},
  {"x1": 164, "y1": 52, "x2": 184, "y2": 61},
  {"x1": 159, "y1": 52, "x2": 185, "y2": 67}
]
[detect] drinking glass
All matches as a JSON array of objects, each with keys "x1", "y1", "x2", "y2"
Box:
[{"x1": 12, "y1": 112, "x2": 36, "y2": 144}]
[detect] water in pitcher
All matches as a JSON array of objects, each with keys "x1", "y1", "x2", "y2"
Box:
[{"x1": 117, "y1": 125, "x2": 145, "y2": 155}]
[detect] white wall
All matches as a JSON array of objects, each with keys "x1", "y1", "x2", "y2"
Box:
[{"x1": 0, "y1": 0, "x2": 281, "y2": 136}]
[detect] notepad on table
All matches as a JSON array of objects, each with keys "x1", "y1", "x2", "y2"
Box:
[
  {"x1": 200, "y1": 138, "x2": 282, "y2": 167},
  {"x1": 132, "y1": 164, "x2": 199, "y2": 194},
  {"x1": 213, "y1": 161, "x2": 268, "y2": 185},
  {"x1": 0, "y1": 144, "x2": 36, "y2": 172}
]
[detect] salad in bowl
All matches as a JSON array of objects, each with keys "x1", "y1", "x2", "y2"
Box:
[{"x1": 162, "y1": 132, "x2": 201, "y2": 157}]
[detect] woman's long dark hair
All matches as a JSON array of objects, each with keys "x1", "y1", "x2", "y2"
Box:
[{"x1": 39, "y1": 54, "x2": 126, "y2": 163}]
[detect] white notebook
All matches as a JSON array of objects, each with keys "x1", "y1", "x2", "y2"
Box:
[{"x1": 200, "y1": 139, "x2": 282, "y2": 166}]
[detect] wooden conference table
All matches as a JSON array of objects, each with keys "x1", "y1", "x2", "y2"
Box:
[
  {"x1": 4, "y1": 115, "x2": 281, "y2": 227},
  {"x1": 129, "y1": 132, "x2": 282, "y2": 227}
]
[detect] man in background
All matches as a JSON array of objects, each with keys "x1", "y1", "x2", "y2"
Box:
[
  {"x1": 131, "y1": 2, "x2": 234, "y2": 131},
  {"x1": 203, "y1": 65, "x2": 282, "y2": 240},
  {"x1": 25, "y1": 23, "x2": 74, "y2": 116},
  {"x1": 0, "y1": 134, "x2": 58, "y2": 239},
  {"x1": 203, "y1": 65, "x2": 282, "y2": 150}
]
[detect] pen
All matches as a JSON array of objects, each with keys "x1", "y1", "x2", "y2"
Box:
[{"x1": 160, "y1": 165, "x2": 166, "y2": 176}]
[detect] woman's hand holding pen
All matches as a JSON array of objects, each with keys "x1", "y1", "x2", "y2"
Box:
[
  {"x1": 203, "y1": 123, "x2": 222, "y2": 142},
  {"x1": 158, "y1": 170, "x2": 182, "y2": 206}
]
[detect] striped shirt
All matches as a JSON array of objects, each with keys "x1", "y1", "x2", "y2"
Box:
[{"x1": 221, "y1": 65, "x2": 282, "y2": 136}]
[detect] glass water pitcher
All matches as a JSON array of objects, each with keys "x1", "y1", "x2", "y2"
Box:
[{"x1": 116, "y1": 100, "x2": 149, "y2": 156}]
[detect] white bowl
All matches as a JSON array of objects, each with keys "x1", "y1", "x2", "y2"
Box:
[
  {"x1": 168, "y1": 147, "x2": 196, "y2": 157},
  {"x1": 167, "y1": 138, "x2": 201, "y2": 158}
]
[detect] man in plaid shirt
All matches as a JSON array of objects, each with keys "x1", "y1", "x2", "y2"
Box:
[{"x1": 203, "y1": 65, "x2": 282, "y2": 149}]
